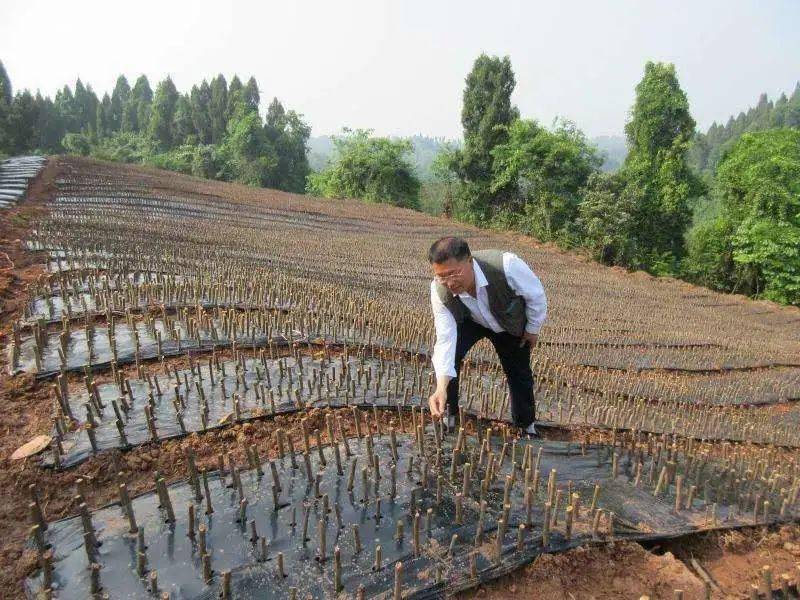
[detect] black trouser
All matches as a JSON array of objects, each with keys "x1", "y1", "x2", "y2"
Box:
[{"x1": 446, "y1": 318, "x2": 536, "y2": 428}]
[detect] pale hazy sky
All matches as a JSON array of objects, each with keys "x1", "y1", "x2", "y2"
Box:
[{"x1": 1, "y1": 0, "x2": 798, "y2": 139}]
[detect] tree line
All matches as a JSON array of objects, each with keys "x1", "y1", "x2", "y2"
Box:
[
  {"x1": 690, "y1": 85, "x2": 800, "y2": 176},
  {"x1": 0, "y1": 61, "x2": 310, "y2": 192}
]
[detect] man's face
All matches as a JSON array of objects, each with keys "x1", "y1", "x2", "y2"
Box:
[{"x1": 432, "y1": 257, "x2": 474, "y2": 295}]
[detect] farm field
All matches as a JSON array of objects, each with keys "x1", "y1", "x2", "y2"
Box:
[{"x1": 2, "y1": 156, "x2": 800, "y2": 599}]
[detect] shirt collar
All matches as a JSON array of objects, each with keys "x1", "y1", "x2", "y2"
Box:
[{"x1": 457, "y1": 258, "x2": 488, "y2": 298}]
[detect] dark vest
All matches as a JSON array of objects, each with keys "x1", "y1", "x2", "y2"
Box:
[{"x1": 434, "y1": 249, "x2": 527, "y2": 337}]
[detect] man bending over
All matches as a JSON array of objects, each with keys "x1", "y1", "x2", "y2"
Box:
[{"x1": 427, "y1": 236, "x2": 547, "y2": 436}]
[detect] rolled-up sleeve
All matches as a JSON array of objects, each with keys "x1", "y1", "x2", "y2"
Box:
[
  {"x1": 430, "y1": 280, "x2": 458, "y2": 378},
  {"x1": 503, "y1": 252, "x2": 548, "y2": 334}
]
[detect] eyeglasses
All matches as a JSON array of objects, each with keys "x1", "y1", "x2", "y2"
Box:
[{"x1": 433, "y1": 268, "x2": 463, "y2": 284}]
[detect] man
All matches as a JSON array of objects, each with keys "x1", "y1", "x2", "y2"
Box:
[{"x1": 427, "y1": 236, "x2": 547, "y2": 436}]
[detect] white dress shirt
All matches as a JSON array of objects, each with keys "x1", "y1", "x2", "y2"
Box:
[{"x1": 430, "y1": 252, "x2": 547, "y2": 379}]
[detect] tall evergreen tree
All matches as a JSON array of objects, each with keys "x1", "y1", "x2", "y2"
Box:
[
  {"x1": 264, "y1": 97, "x2": 286, "y2": 137},
  {"x1": 227, "y1": 75, "x2": 243, "y2": 120},
  {"x1": 209, "y1": 74, "x2": 228, "y2": 144},
  {"x1": 281, "y1": 110, "x2": 311, "y2": 193},
  {"x1": 172, "y1": 94, "x2": 195, "y2": 146},
  {"x1": 772, "y1": 93, "x2": 788, "y2": 127},
  {"x1": 6, "y1": 90, "x2": 39, "y2": 153},
  {"x1": 149, "y1": 76, "x2": 179, "y2": 148},
  {"x1": 96, "y1": 93, "x2": 112, "y2": 138},
  {"x1": 73, "y1": 79, "x2": 92, "y2": 133},
  {"x1": 124, "y1": 75, "x2": 153, "y2": 133},
  {"x1": 454, "y1": 54, "x2": 519, "y2": 218},
  {"x1": 110, "y1": 75, "x2": 131, "y2": 133},
  {"x1": 121, "y1": 97, "x2": 137, "y2": 133},
  {"x1": 131, "y1": 75, "x2": 153, "y2": 104},
  {"x1": 621, "y1": 61, "x2": 702, "y2": 267},
  {"x1": 190, "y1": 81, "x2": 213, "y2": 144},
  {"x1": 82, "y1": 83, "x2": 100, "y2": 136},
  {"x1": 54, "y1": 84, "x2": 79, "y2": 135},
  {"x1": 35, "y1": 93, "x2": 63, "y2": 152},
  {"x1": 750, "y1": 93, "x2": 773, "y2": 130},
  {"x1": 263, "y1": 98, "x2": 288, "y2": 188},
  {"x1": 0, "y1": 59, "x2": 12, "y2": 105},
  {"x1": 243, "y1": 77, "x2": 260, "y2": 113},
  {"x1": 786, "y1": 83, "x2": 800, "y2": 127},
  {"x1": 460, "y1": 54, "x2": 518, "y2": 185},
  {"x1": 0, "y1": 59, "x2": 11, "y2": 152}
]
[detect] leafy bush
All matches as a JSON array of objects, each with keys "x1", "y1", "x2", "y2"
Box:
[
  {"x1": 307, "y1": 129, "x2": 420, "y2": 209},
  {"x1": 683, "y1": 129, "x2": 800, "y2": 304}
]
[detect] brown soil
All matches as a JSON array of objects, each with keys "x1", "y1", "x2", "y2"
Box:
[
  {"x1": 458, "y1": 526, "x2": 800, "y2": 599},
  {"x1": 0, "y1": 158, "x2": 60, "y2": 596},
  {"x1": 458, "y1": 541, "x2": 706, "y2": 599},
  {"x1": 665, "y1": 525, "x2": 800, "y2": 598}
]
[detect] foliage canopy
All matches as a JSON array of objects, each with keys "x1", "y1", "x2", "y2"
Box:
[{"x1": 307, "y1": 129, "x2": 420, "y2": 209}]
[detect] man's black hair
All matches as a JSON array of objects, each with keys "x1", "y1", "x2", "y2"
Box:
[{"x1": 428, "y1": 236, "x2": 471, "y2": 263}]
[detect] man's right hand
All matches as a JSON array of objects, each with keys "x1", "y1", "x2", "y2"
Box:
[{"x1": 428, "y1": 387, "x2": 447, "y2": 418}]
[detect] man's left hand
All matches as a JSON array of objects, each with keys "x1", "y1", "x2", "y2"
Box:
[{"x1": 519, "y1": 332, "x2": 538, "y2": 348}]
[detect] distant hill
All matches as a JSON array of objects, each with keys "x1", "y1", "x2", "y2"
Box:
[{"x1": 591, "y1": 135, "x2": 627, "y2": 172}]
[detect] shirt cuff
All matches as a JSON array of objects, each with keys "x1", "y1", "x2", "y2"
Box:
[
  {"x1": 434, "y1": 365, "x2": 457, "y2": 379},
  {"x1": 525, "y1": 322, "x2": 543, "y2": 334}
]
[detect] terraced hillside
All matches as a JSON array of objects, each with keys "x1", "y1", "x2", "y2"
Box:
[{"x1": 2, "y1": 156, "x2": 800, "y2": 599}]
